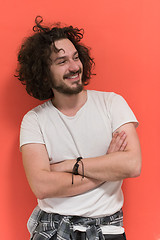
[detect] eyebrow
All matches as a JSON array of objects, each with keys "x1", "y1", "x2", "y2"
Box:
[{"x1": 54, "y1": 51, "x2": 78, "y2": 63}]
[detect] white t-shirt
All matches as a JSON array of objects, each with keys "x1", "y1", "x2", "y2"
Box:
[{"x1": 20, "y1": 90, "x2": 138, "y2": 233}]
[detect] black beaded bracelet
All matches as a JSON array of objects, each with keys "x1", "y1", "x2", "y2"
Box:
[{"x1": 72, "y1": 157, "x2": 84, "y2": 184}]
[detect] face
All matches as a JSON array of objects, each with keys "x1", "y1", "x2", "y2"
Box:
[{"x1": 50, "y1": 38, "x2": 83, "y2": 95}]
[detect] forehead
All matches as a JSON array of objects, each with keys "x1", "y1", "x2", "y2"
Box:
[{"x1": 51, "y1": 39, "x2": 77, "y2": 59}]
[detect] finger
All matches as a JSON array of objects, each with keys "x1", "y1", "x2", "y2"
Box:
[
  {"x1": 119, "y1": 140, "x2": 127, "y2": 151},
  {"x1": 108, "y1": 131, "x2": 124, "y2": 153},
  {"x1": 111, "y1": 132, "x2": 119, "y2": 143},
  {"x1": 107, "y1": 132, "x2": 119, "y2": 153},
  {"x1": 114, "y1": 131, "x2": 126, "y2": 151},
  {"x1": 113, "y1": 131, "x2": 119, "y2": 137},
  {"x1": 107, "y1": 131, "x2": 127, "y2": 153},
  {"x1": 117, "y1": 131, "x2": 126, "y2": 138},
  {"x1": 117, "y1": 132, "x2": 127, "y2": 151}
]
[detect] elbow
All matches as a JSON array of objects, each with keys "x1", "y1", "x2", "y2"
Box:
[
  {"x1": 131, "y1": 164, "x2": 141, "y2": 178},
  {"x1": 129, "y1": 156, "x2": 142, "y2": 178},
  {"x1": 33, "y1": 183, "x2": 59, "y2": 200},
  {"x1": 32, "y1": 184, "x2": 52, "y2": 200},
  {"x1": 33, "y1": 187, "x2": 47, "y2": 200},
  {"x1": 35, "y1": 190, "x2": 54, "y2": 200},
  {"x1": 36, "y1": 191, "x2": 46, "y2": 200},
  {"x1": 30, "y1": 171, "x2": 57, "y2": 200}
]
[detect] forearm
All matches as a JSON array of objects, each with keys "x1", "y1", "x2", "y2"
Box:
[
  {"x1": 22, "y1": 144, "x2": 103, "y2": 200},
  {"x1": 55, "y1": 150, "x2": 141, "y2": 182},
  {"x1": 29, "y1": 170, "x2": 103, "y2": 199},
  {"x1": 77, "y1": 151, "x2": 141, "y2": 181}
]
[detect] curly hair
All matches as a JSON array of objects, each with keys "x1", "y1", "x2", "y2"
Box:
[{"x1": 16, "y1": 16, "x2": 95, "y2": 100}]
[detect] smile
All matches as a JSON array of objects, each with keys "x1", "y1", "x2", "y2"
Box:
[
  {"x1": 67, "y1": 74, "x2": 79, "y2": 79},
  {"x1": 64, "y1": 69, "x2": 82, "y2": 80}
]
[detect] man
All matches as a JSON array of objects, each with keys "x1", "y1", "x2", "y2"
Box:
[{"x1": 16, "y1": 16, "x2": 141, "y2": 240}]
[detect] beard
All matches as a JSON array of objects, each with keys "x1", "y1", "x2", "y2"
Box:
[
  {"x1": 52, "y1": 81, "x2": 83, "y2": 95},
  {"x1": 51, "y1": 69, "x2": 84, "y2": 95}
]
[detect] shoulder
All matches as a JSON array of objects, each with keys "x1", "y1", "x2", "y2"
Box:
[
  {"x1": 22, "y1": 100, "x2": 52, "y2": 121},
  {"x1": 87, "y1": 90, "x2": 123, "y2": 105}
]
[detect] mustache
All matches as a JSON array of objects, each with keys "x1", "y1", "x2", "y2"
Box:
[{"x1": 63, "y1": 68, "x2": 82, "y2": 79}]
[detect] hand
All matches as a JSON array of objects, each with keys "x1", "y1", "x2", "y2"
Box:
[{"x1": 107, "y1": 131, "x2": 127, "y2": 154}]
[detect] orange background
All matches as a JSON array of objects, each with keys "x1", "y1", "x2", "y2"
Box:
[{"x1": 0, "y1": 0, "x2": 160, "y2": 239}]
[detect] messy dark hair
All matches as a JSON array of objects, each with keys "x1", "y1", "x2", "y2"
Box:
[{"x1": 15, "y1": 16, "x2": 95, "y2": 100}]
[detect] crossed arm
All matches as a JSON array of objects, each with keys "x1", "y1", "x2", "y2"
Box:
[{"x1": 21, "y1": 122, "x2": 141, "y2": 199}]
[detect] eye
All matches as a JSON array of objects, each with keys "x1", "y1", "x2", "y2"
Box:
[
  {"x1": 58, "y1": 60, "x2": 66, "y2": 65},
  {"x1": 74, "y1": 55, "x2": 80, "y2": 61}
]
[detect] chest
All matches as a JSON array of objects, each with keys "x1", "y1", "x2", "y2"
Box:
[{"x1": 41, "y1": 104, "x2": 112, "y2": 163}]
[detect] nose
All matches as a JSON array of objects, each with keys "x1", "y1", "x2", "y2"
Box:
[{"x1": 68, "y1": 59, "x2": 80, "y2": 72}]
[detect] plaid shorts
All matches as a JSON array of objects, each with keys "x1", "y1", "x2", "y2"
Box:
[{"x1": 28, "y1": 206, "x2": 125, "y2": 240}]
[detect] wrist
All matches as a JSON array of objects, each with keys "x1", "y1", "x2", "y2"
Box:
[
  {"x1": 72, "y1": 157, "x2": 84, "y2": 184},
  {"x1": 72, "y1": 157, "x2": 83, "y2": 175},
  {"x1": 64, "y1": 159, "x2": 76, "y2": 172}
]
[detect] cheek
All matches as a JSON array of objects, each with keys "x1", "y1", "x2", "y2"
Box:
[{"x1": 51, "y1": 67, "x2": 64, "y2": 78}]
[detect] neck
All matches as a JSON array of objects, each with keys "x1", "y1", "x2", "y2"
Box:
[{"x1": 51, "y1": 90, "x2": 87, "y2": 116}]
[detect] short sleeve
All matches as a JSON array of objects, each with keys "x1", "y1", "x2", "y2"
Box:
[
  {"x1": 108, "y1": 93, "x2": 138, "y2": 132},
  {"x1": 20, "y1": 110, "x2": 45, "y2": 149}
]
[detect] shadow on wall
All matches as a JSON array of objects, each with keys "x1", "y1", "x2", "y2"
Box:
[
  {"x1": 3, "y1": 74, "x2": 41, "y2": 238},
  {"x1": 4, "y1": 74, "x2": 41, "y2": 127}
]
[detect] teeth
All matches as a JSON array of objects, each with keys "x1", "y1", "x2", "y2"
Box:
[{"x1": 68, "y1": 74, "x2": 78, "y2": 79}]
